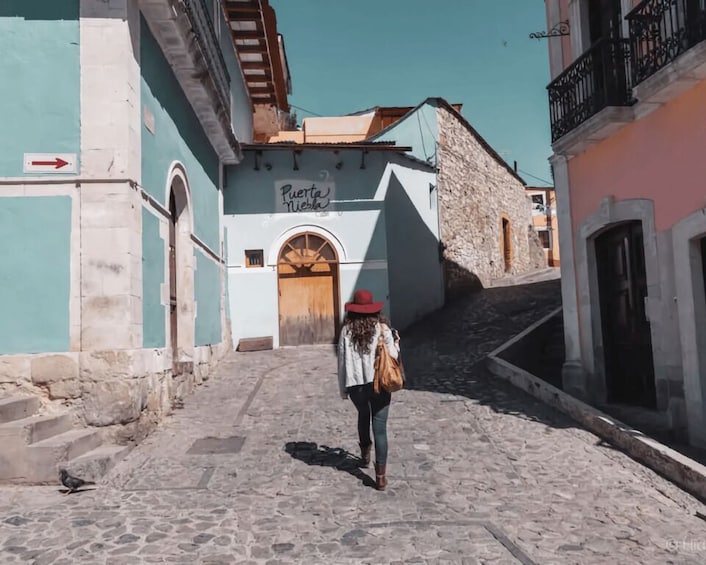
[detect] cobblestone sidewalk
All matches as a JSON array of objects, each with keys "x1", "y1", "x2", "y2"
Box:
[{"x1": 2, "y1": 280, "x2": 706, "y2": 564}]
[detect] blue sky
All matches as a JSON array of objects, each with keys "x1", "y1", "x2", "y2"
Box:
[{"x1": 269, "y1": 0, "x2": 553, "y2": 186}]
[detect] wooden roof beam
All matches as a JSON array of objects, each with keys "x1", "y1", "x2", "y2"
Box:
[
  {"x1": 232, "y1": 30, "x2": 265, "y2": 40},
  {"x1": 236, "y1": 44, "x2": 269, "y2": 53},
  {"x1": 241, "y1": 61, "x2": 271, "y2": 70}
]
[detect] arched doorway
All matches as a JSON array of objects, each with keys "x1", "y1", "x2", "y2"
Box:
[
  {"x1": 277, "y1": 232, "x2": 340, "y2": 346},
  {"x1": 501, "y1": 216, "x2": 512, "y2": 272},
  {"x1": 167, "y1": 167, "x2": 195, "y2": 373},
  {"x1": 168, "y1": 191, "x2": 178, "y2": 364},
  {"x1": 595, "y1": 220, "x2": 656, "y2": 408}
]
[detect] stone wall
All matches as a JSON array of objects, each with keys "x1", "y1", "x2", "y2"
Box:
[
  {"x1": 0, "y1": 340, "x2": 231, "y2": 444},
  {"x1": 436, "y1": 105, "x2": 546, "y2": 295}
]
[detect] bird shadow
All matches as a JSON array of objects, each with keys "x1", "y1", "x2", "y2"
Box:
[
  {"x1": 57, "y1": 487, "x2": 97, "y2": 495},
  {"x1": 284, "y1": 441, "x2": 376, "y2": 489}
]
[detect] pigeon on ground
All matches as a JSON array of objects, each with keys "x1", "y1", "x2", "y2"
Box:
[{"x1": 59, "y1": 469, "x2": 95, "y2": 494}]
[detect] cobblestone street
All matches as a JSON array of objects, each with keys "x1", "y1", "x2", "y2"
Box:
[{"x1": 2, "y1": 280, "x2": 706, "y2": 564}]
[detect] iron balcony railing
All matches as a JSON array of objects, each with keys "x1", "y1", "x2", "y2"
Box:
[
  {"x1": 627, "y1": 0, "x2": 706, "y2": 85},
  {"x1": 183, "y1": 0, "x2": 231, "y2": 115},
  {"x1": 547, "y1": 37, "x2": 633, "y2": 142}
]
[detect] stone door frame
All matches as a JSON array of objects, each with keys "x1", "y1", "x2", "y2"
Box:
[
  {"x1": 575, "y1": 197, "x2": 665, "y2": 408},
  {"x1": 673, "y1": 209, "x2": 706, "y2": 447},
  {"x1": 166, "y1": 163, "x2": 195, "y2": 368}
]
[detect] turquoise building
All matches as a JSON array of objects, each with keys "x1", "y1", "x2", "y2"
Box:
[{"x1": 0, "y1": 0, "x2": 290, "y2": 482}]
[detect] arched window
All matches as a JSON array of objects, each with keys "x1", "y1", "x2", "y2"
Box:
[{"x1": 278, "y1": 232, "x2": 338, "y2": 272}]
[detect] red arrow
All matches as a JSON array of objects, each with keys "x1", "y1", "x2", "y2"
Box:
[{"x1": 30, "y1": 157, "x2": 69, "y2": 169}]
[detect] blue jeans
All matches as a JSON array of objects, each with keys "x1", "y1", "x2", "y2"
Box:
[{"x1": 348, "y1": 383, "x2": 391, "y2": 466}]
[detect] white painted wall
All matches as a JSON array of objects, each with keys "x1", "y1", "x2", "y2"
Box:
[{"x1": 223, "y1": 150, "x2": 442, "y2": 348}]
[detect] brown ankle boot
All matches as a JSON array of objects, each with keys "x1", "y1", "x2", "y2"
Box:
[
  {"x1": 359, "y1": 443, "x2": 372, "y2": 467},
  {"x1": 375, "y1": 463, "x2": 387, "y2": 491}
]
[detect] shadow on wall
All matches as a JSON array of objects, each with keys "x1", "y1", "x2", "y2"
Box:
[
  {"x1": 382, "y1": 167, "x2": 444, "y2": 330},
  {"x1": 398, "y1": 278, "x2": 573, "y2": 429},
  {"x1": 443, "y1": 259, "x2": 484, "y2": 300},
  {"x1": 0, "y1": 1, "x2": 79, "y2": 20},
  {"x1": 140, "y1": 17, "x2": 219, "y2": 189}
]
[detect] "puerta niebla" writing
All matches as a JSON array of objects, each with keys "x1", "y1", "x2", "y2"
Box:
[{"x1": 279, "y1": 183, "x2": 332, "y2": 212}]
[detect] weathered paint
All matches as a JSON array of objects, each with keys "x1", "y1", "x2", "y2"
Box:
[
  {"x1": 140, "y1": 15, "x2": 220, "y2": 253},
  {"x1": 0, "y1": 1, "x2": 80, "y2": 178},
  {"x1": 371, "y1": 101, "x2": 439, "y2": 164},
  {"x1": 195, "y1": 250, "x2": 222, "y2": 346},
  {"x1": 142, "y1": 207, "x2": 166, "y2": 348},
  {"x1": 0, "y1": 197, "x2": 71, "y2": 354}
]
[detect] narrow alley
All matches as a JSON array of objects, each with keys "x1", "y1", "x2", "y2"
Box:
[{"x1": 1, "y1": 280, "x2": 705, "y2": 565}]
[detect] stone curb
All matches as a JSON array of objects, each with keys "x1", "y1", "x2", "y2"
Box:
[
  {"x1": 487, "y1": 267, "x2": 561, "y2": 288},
  {"x1": 485, "y1": 309, "x2": 706, "y2": 504}
]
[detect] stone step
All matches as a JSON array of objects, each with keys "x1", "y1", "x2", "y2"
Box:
[
  {"x1": 0, "y1": 395, "x2": 40, "y2": 424},
  {"x1": 65, "y1": 444, "x2": 131, "y2": 483},
  {"x1": 26, "y1": 429, "x2": 103, "y2": 483},
  {"x1": 0, "y1": 413, "x2": 73, "y2": 445}
]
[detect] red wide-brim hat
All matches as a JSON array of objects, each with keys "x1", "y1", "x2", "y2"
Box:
[{"x1": 345, "y1": 289, "x2": 384, "y2": 314}]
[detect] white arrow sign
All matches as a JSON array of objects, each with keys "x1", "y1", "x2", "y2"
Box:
[{"x1": 23, "y1": 153, "x2": 77, "y2": 174}]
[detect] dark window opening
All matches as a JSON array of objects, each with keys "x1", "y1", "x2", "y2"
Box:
[
  {"x1": 246, "y1": 249, "x2": 264, "y2": 268},
  {"x1": 538, "y1": 230, "x2": 551, "y2": 249}
]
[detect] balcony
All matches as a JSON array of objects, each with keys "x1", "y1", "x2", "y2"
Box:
[
  {"x1": 626, "y1": 0, "x2": 706, "y2": 111},
  {"x1": 628, "y1": 0, "x2": 706, "y2": 84},
  {"x1": 548, "y1": 37, "x2": 633, "y2": 145},
  {"x1": 183, "y1": 0, "x2": 231, "y2": 115},
  {"x1": 141, "y1": 0, "x2": 241, "y2": 162}
]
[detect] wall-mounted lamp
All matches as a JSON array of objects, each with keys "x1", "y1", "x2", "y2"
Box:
[{"x1": 253, "y1": 150, "x2": 262, "y2": 171}]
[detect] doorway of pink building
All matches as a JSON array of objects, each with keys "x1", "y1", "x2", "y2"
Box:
[{"x1": 595, "y1": 221, "x2": 656, "y2": 409}]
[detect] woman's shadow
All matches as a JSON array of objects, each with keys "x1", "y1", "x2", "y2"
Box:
[{"x1": 284, "y1": 441, "x2": 377, "y2": 489}]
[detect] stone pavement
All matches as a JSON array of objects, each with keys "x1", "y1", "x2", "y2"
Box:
[{"x1": 2, "y1": 280, "x2": 706, "y2": 564}]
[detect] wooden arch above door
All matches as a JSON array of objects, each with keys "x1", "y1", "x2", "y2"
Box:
[
  {"x1": 278, "y1": 232, "x2": 338, "y2": 268},
  {"x1": 278, "y1": 232, "x2": 340, "y2": 346}
]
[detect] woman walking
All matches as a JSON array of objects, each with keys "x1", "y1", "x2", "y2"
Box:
[{"x1": 337, "y1": 289, "x2": 399, "y2": 490}]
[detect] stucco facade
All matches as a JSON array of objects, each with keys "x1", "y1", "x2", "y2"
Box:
[
  {"x1": 546, "y1": 0, "x2": 706, "y2": 446},
  {"x1": 0, "y1": 0, "x2": 253, "y2": 481},
  {"x1": 224, "y1": 146, "x2": 444, "y2": 349},
  {"x1": 527, "y1": 187, "x2": 559, "y2": 267}
]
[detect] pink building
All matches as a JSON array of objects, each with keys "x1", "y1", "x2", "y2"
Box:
[{"x1": 546, "y1": 0, "x2": 706, "y2": 446}]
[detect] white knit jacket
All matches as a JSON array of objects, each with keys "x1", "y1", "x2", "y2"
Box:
[{"x1": 337, "y1": 323, "x2": 399, "y2": 395}]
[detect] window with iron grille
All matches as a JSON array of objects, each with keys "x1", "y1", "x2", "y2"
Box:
[{"x1": 245, "y1": 249, "x2": 264, "y2": 268}]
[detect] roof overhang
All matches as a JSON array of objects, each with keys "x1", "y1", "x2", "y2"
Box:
[
  {"x1": 223, "y1": 0, "x2": 291, "y2": 111},
  {"x1": 242, "y1": 143, "x2": 413, "y2": 151}
]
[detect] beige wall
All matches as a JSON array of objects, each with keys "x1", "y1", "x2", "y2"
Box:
[{"x1": 528, "y1": 188, "x2": 560, "y2": 267}]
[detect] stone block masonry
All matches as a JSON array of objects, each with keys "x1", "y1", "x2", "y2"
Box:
[{"x1": 436, "y1": 105, "x2": 546, "y2": 294}]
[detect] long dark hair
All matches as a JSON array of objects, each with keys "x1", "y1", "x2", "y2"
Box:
[{"x1": 343, "y1": 312, "x2": 390, "y2": 354}]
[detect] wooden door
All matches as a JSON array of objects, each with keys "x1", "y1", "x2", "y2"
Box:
[
  {"x1": 588, "y1": 0, "x2": 622, "y2": 44},
  {"x1": 588, "y1": 0, "x2": 627, "y2": 106},
  {"x1": 596, "y1": 221, "x2": 656, "y2": 408},
  {"x1": 278, "y1": 233, "x2": 339, "y2": 346},
  {"x1": 168, "y1": 192, "x2": 178, "y2": 367},
  {"x1": 502, "y1": 218, "x2": 512, "y2": 272}
]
